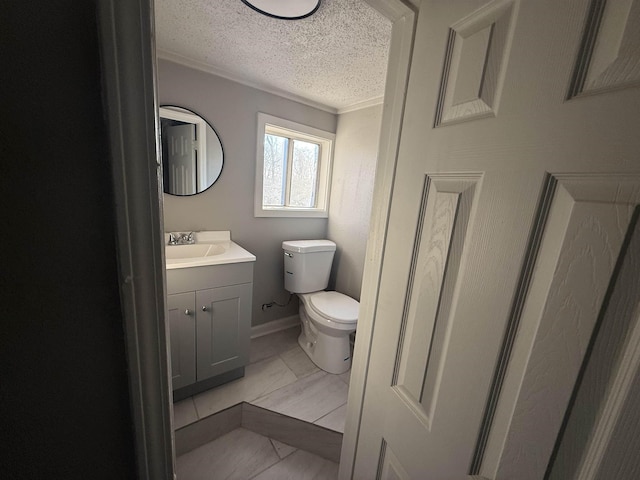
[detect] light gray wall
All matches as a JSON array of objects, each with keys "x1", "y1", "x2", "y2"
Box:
[
  {"x1": 328, "y1": 105, "x2": 383, "y2": 301},
  {"x1": 158, "y1": 60, "x2": 336, "y2": 326}
]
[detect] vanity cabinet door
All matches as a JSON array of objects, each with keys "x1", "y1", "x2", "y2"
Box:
[
  {"x1": 196, "y1": 283, "x2": 252, "y2": 381},
  {"x1": 167, "y1": 292, "x2": 196, "y2": 390}
]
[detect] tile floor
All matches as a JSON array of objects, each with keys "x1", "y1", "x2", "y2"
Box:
[
  {"x1": 177, "y1": 426, "x2": 338, "y2": 480},
  {"x1": 173, "y1": 326, "x2": 351, "y2": 434}
]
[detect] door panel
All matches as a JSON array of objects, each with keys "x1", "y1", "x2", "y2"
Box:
[
  {"x1": 569, "y1": 0, "x2": 640, "y2": 97},
  {"x1": 490, "y1": 176, "x2": 640, "y2": 479},
  {"x1": 196, "y1": 283, "x2": 252, "y2": 380},
  {"x1": 394, "y1": 175, "x2": 481, "y2": 424},
  {"x1": 166, "y1": 123, "x2": 196, "y2": 195},
  {"x1": 167, "y1": 292, "x2": 196, "y2": 390},
  {"x1": 546, "y1": 192, "x2": 640, "y2": 480},
  {"x1": 352, "y1": 0, "x2": 640, "y2": 478},
  {"x1": 435, "y1": 0, "x2": 517, "y2": 126},
  {"x1": 379, "y1": 442, "x2": 412, "y2": 480}
]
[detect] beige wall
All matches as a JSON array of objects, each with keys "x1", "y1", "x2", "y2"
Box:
[
  {"x1": 328, "y1": 105, "x2": 383, "y2": 301},
  {"x1": 158, "y1": 59, "x2": 336, "y2": 326}
]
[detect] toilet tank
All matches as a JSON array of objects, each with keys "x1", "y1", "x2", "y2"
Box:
[{"x1": 282, "y1": 240, "x2": 336, "y2": 293}]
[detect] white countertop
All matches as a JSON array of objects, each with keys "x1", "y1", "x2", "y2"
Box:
[{"x1": 164, "y1": 231, "x2": 256, "y2": 270}]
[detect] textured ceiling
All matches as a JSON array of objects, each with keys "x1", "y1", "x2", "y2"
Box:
[{"x1": 155, "y1": 0, "x2": 392, "y2": 112}]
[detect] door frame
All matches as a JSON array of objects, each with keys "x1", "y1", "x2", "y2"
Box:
[
  {"x1": 339, "y1": 1, "x2": 417, "y2": 478},
  {"x1": 97, "y1": 0, "x2": 417, "y2": 478},
  {"x1": 98, "y1": 0, "x2": 174, "y2": 478}
]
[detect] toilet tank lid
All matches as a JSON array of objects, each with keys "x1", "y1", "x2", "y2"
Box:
[{"x1": 282, "y1": 240, "x2": 336, "y2": 253}]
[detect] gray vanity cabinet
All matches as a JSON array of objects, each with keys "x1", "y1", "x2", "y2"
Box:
[{"x1": 166, "y1": 262, "x2": 253, "y2": 395}]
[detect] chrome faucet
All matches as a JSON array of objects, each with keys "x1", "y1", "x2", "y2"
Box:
[{"x1": 168, "y1": 232, "x2": 195, "y2": 245}]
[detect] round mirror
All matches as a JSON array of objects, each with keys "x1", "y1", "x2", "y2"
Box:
[{"x1": 159, "y1": 106, "x2": 224, "y2": 196}]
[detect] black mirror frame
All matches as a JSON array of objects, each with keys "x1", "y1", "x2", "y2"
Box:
[{"x1": 159, "y1": 105, "x2": 224, "y2": 196}]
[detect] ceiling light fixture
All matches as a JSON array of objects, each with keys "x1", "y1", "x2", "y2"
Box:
[{"x1": 241, "y1": 0, "x2": 321, "y2": 20}]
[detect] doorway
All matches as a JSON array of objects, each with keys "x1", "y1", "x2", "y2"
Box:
[{"x1": 97, "y1": 0, "x2": 417, "y2": 478}]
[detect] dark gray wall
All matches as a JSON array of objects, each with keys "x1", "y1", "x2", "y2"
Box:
[
  {"x1": 159, "y1": 60, "x2": 336, "y2": 326},
  {"x1": 0, "y1": 1, "x2": 136, "y2": 478}
]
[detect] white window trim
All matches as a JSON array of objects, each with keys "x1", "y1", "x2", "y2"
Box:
[{"x1": 254, "y1": 112, "x2": 335, "y2": 218}]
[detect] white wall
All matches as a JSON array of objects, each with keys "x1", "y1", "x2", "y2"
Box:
[
  {"x1": 158, "y1": 59, "x2": 337, "y2": 326},
  {"x1": 328, "y1": 105, "x2": 383, "y2": 301}
]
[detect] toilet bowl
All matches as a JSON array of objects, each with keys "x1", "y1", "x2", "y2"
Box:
[
  {"x1": 282, "y1": 240, "x2": 359, "y2": 375},
  {"x1": 297, "y1": 291, "x2": 358, "y2": 374}
]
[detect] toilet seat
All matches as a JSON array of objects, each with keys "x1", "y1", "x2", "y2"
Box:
[
  {"x1": 306, "y1": 291, "x2": 358, "y2": 324},
  {"x1": 297, "y1": 291, "x2": 358, "y2": 374}
]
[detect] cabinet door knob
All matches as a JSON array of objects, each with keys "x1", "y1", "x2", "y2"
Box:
[
  {"x1": 202, "y1": 306, "x2": 208, "y2": 312},
  {"x1": 184, "y1": 309, "x2": 191, "y2": 315}
]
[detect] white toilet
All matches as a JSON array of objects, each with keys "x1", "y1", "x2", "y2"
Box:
[{"x1": 282, "y1": 240, "x2": 359, "y2": 374}]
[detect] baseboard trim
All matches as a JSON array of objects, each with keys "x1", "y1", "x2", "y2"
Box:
[{"x1": 251, "y1": 315, "x2": 299, "y2": 339}]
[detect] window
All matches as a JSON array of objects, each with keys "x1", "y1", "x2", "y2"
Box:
[{"x1": 255, "y1": 113, "x2": 335, "y2": 217}]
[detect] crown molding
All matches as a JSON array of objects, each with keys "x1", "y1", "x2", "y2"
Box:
[
  {"x1": 157, "y1": 49, "x2": 338, "y2": 114},
  {"x1": 157, "y1": 49, "x2": 386, "y2": 116},
  {"x1": 337, "y1": 96, "x2": 384, "y2": 114}
]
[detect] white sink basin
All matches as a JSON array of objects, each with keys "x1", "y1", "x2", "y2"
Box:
[
  {"x1": 165, "y1": 243, "x2": 226, "y2": 260},
  {"x1": 163, "y1": 231, "x2": 256, "y2": 269}
]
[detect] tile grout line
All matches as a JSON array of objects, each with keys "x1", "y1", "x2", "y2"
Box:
[
  {"x1": 247, "y1": 328, "x2": 302, "y2": 366},
  {"x1": 245, "y1": 360, "x2": 299, "y2": 406},
  {"x1": 250, "y1": 370, "x2": 348, "y2": 425},
  {"x1": 249, "y1": 368, "x2": 322, "y2": 407},
  {"x1": 192, "y1": 356, "x2": 300, "y2": 418},
  {"x1": 179, "y1": 370, "x2": 348, "y2": 428},
  {"x1": 313, "y1": 401, "x2": 348, "y2": 427},
  {"x1": 267, "y1": 437, "x2": 297, "y2": 461},
  {"x1": 246, "y1": 441, "x2": 284, "y2": 480},
  {"x1": 268, "y1": 437, "x2": 280, "y2": 458},
  {"x1": 190, "y1": 395, "x2": 204, "y2": 421}
]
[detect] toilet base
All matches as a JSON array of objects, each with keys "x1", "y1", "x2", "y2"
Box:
[{"x1": 298, "y1": 330, "x2": 352, "y2": 375}]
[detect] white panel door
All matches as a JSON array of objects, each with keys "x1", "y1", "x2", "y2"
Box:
[
  {"x1": 166, "y1": 123, "x2": 196, "y2": 195},
  {"x1": 352, "y1": 0, "x2": 640, "y2": 479}
]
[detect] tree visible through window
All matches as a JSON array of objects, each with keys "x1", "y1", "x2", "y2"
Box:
[
  {"x1": 263, "y1": 134, "x2": 288, "y2": 206},
  {"x1": 290, "y1": 140, "x2": 319, "y2": 207},
  {"x1": 255, "y1": 113, "x2": 334, "y2": 217},
  {"x1": 263, "y1": 130, "x2": 321, "y2": 208}
]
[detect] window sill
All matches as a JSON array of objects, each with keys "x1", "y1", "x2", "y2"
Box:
[{"x1": 254, "y1": 207, "x2": 329, "y2": 218}]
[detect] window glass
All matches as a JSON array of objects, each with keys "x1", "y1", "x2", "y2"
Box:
[
  {"x1": 289, "y1": 140, "x2": 320, "y2": 207},
  {"x1": 262, "y1": 134, "x2": 288, "y2": 206}
]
